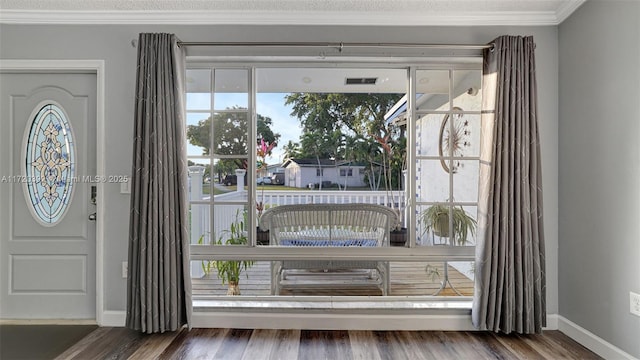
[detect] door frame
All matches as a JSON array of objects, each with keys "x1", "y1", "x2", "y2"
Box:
[{"x1": 0, "y1": 59, "x2": 105, "y2": 324}]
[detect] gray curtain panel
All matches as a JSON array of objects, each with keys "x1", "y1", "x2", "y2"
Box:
[
  {"x1": 126, "y1": 33, "x2": 192, "y2": 333},
  {"x1": 472, "y1": 35, "x2": 546, "y2": 334}
]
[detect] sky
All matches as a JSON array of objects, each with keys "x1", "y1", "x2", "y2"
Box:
[
  {"x1": 186, "y1": 92, "x2": 302, "y2": 165},
  {"x1": 256, "y1": 93, "x2": 302, "y2": 164}
]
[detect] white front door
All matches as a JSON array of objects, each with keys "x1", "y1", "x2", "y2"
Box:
[{"x1": 0, "y1": 72, "x2": 96, "y2": 319}]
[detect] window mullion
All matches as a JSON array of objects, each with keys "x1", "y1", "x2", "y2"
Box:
[
  {"x1": 407, "y1": 66, "x2": 417, "y2": 248},
  {"x1": 249, "y1": 67, "x2": 257, "y2": 245}
]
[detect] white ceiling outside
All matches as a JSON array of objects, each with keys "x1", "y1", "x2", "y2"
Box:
[
  {"x1": 187, "y1": 67, "x2": 478, "y2": 100},
  {"x1": 0, "y1": 0, "x2": 586, "y2": 25},
  {"x1": 256, "y1": 68, "x2": 409, "y2": 93}
]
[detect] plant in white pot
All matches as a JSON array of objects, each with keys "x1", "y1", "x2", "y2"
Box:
[{"x1": 420, "y1": 204, "x2": 477, "y2": 246}]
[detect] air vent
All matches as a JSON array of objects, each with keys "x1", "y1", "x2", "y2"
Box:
[{"x1": 345, "y1": 77, "x2": 377, "y2": 85}]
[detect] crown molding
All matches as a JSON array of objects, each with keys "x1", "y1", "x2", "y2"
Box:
[
  {"x1": 0, "y1": 8, "x2": 583, "y2": 26},
  {"x1": 555, "y1": 0, "x2": 587, "y2": 24}
]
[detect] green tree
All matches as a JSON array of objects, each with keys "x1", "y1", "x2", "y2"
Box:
[
  {"x1": 285, "y1": 92, "x2": 405, "y2": 190},
  {"x1": 282, "y1": 140, "x2": 301, "y2": 160},
  {"x1": 298, "y1": 129, "x2": 344, "y2": 160},
  {"x1": 372, "y1": 124, "x2": 406, "y2": 190},
  {"x1": 186, "y1": 107, "x2": 281, "y2": 179},
  {"x1": 187, "y1": 107, "x2": 280, "y2": 156},
  {"x1": 284, "y1": 93, "x2": 402, "y2": 138},
  {"x1": 344, "y1": 134, "x2": 385, "y2": 190}
]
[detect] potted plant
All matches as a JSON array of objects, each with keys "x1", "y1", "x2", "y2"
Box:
[
  {"x1": 256, "y1": 139, "x2": 275, "y2": 245},
  {"x1": 256, "y1": 203, "x2": 273, "y2": 246},
  {"x1": 214, "y1": 210, "x2": 255, "y2": 295},
  {"x1": 374, "y1": 128, "x2": 408, "y2": 246},
  {"x1": 197, "y1": 233, "x2": 215, "y2": 276},
  {"x1": 420, "y1": 204, "x2": 477, "y2": 246}
]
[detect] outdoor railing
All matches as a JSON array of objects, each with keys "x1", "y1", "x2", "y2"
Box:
[
  {"x1": 198, "y1": 190, "x2": 406, "y2": 243},
  {"x1": 188, "y1": 167, "x2": 407, "y2": 277},
  {"x1": 189, "y1": 167, "x2": 406, "y2": 237},
  {"x1": 256, "y1": 190, "x2": 405, "y2": 207}
]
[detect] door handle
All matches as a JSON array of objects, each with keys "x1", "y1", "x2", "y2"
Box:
[
  {"x1": 90, "y1": 185, "x2": 97, "y2": 205},
  {"x1": 88, "y1": 212, "x2": 96, "y2": 221}
]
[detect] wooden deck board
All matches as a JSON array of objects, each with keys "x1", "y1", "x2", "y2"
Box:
[{"x1": 192, "y1": 262, "x2": 473, "y2": 296}]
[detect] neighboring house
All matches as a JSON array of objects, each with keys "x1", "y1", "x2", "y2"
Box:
[
  {"x1": 282, "y1": 159, "x2": 367, "y2": 188},
  {"x1": 265, "y1": 164, "x2": 284, "y2": 177}
]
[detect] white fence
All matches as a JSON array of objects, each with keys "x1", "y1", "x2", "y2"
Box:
[
  {"x1": 256, "y1": 190, "x2": 405, "y2": 208},
  {"x1": 189, "y1": 166, "x2": 407, "y2": 244}
]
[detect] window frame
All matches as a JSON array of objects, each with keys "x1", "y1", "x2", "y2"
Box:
[
  {"x1": 186, "y1": 59, "x2": 481, "y2": 299},
  {"x1": 340, "y1": 168, "x2": 353, "y2": 177}
]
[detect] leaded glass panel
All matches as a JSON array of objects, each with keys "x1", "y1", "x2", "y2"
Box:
[{"x1": 24, "y1": 103, "x2": 75, "y2": 225}]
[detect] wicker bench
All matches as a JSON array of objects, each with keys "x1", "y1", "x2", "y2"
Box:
[{"x1": 258, "y1": 203, "x2": 397, "y2": 295}]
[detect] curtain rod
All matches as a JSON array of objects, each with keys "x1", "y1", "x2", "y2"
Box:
[{"x1": 177, "y1": 41, "x2": 492, "y2": 51}]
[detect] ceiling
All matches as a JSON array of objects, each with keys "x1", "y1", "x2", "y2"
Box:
[
  {"x1": 0, "y1": 0, "x2": 586, "y2": 25},
  {"x1": 188, "y1": 67, "x2": 477, "y2": 94}
]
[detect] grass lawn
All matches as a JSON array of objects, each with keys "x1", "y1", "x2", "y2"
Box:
[{"x1": 202, "y1": 185, "x2": 234, "y2": 195}]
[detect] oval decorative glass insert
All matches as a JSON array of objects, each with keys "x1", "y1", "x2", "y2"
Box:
[{"x1": 24, "y1": 103, "x2": 75, "y2": 225}]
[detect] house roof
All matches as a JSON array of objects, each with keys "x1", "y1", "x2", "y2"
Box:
[{"x1": 282, "y1": 158, "x2": 367, "y2": 168}]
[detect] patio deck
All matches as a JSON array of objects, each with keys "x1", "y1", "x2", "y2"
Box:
[{"x1": 192, "y1": 262, "x2": 473, "y2": 297}]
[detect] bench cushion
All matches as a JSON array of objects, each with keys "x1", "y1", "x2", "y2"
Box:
[{"x1": 280, "y1": 239, "x2": 378, "y2": 247}]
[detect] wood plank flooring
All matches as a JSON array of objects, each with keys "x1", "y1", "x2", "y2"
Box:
[
  {"x1": 192, "y1": 261, "x2": 474, "y2": 297},
  {"x1": 55, "y1": 327, "x2": 602, "y2": 360}
]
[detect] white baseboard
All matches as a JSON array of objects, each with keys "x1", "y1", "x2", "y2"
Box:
[
  {"x1": 0, "y1": 319, "x2": 97, "y2": 325},
  {"x1": 191, "y1": 312, "x2": 476, "y2": 330},
  {"x1": 558, "y1": 315, "x2": 638, "y2": 360},
  {"x1": 544, "y1": 313, "x2": 559, "y2": 330},
  {"x1": 97, "y1": 311, "x2": 561, "y2": 331},
  {"x1": 100, "y1": 311, "x2": 126, "y2": 327}
]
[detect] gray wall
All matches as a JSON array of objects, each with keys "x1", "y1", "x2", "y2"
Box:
[
  {"x1": 0, "y1": 24, "x2": 559, "y2": 319},
  {"x1": 559, "y1": 0, "x2": 640, "y2": 357}
]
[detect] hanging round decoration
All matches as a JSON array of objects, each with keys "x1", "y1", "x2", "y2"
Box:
[{"x1": 438, "y1": 107, "x2": 471, "y2": 174}]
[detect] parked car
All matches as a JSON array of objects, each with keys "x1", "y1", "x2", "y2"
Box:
[
  {"x1": 257, "y1": 176, "x2": 272, "y2": 185},
  {"x1": 270, "y1": 173, "x2": 285, "y2": 185},
  {"x1": 222, "y1": 175, "x2": 237, "y2": 186},
  {"x1": 221, "y1": 174, "x2": 248, "y2": 186}
]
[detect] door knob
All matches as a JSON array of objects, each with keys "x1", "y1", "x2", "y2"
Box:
[
  {"x1": 90, "y1": 185, "x2": 97, "y2": 205},
  {"x1": 88, "y1": 212, "x2": 96, "y2": 221}
]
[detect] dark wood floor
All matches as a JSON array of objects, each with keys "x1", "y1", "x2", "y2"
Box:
[{"x1": 54, "y1": 327, "x2": 602, "y2": 360}]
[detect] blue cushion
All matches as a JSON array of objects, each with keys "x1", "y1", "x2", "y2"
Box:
[{"x1": 280, "y1": 239, "x2": 378, "y2": 247}]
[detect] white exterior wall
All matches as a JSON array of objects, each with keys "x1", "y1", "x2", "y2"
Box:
[
  {"x1": 285, "y1": 165, "x2": 367, "y2": 188},
  {"x1": 336, "y1": 167, "x2": 366, "y2": 187},
  {"x1": 416, "y1": 73, "x2": 482, "y2": 202},
  {"x1": 284, "y1": 164, "x2": 300, "y2": 188},
  {"x1": 300, "y1": 167, "x2": 323, "y2": 188},
  {"x1": 416, "y1": 70, "x2": 482, "y2": 244}
]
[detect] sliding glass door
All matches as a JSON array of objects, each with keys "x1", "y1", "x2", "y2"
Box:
[{"x1": 187, "y1": 62, "x2": 480, "y2": 299}]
